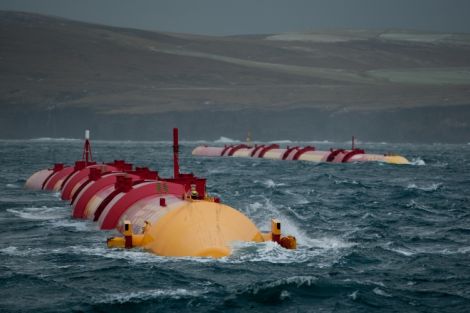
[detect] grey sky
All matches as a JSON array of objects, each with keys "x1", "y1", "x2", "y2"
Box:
[{"x1": 1, "y1": 0, "x2": 469, "y2": 35}]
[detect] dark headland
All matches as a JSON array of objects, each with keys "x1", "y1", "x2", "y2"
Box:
[{"x1": 1, "y1": 11, "x2": 469, "y2": 142}]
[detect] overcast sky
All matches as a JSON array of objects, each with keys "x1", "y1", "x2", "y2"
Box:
[{"x1": 1, "y1": 0, "x2": 469, "y2": 35}]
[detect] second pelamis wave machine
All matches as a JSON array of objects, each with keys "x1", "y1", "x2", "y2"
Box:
[{"x1": 192, "y1": 136, "x2": 409, "y2": 165}]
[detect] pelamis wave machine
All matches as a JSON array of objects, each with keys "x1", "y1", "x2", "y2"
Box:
[
  {"x1": 192, "y1": 137, "x2": 409, "y2": 165},
  {"x1": 25, "y1": 129, "x2": 296, "y2": 258}
]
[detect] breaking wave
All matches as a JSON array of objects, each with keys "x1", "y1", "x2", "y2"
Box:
[
  {"x1": 214, "y1": 136, "x2": 240, "y2": 144},
  {"x1": 410, "y1": 157, "x2": 426, "y2": 166}
]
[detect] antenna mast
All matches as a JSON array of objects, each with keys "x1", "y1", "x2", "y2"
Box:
[
  {"x1": 173, "y1": 128, "x2": 180, "y2": 178},
  {"x1": 82, "y1": 130, "x2": 93, "y2": 164}
]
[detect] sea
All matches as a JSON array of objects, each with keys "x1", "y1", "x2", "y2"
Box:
[{"x1": 0, "y1": 138, "x2": 469, "y2": 312}]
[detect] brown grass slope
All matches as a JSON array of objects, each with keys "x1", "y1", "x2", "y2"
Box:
[{"x1": 1, "y1": 11, "x2": 470, "y2": 141}]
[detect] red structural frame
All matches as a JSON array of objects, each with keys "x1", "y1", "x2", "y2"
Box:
[
  {"x1": 326, "y1": 149, "x2": 345, "y2": 162},
  {"x1": 220, "y1": 145, "x2": 233, "y2": 156},
  {"x1": 282, "y1": 146, "x2": 299, "y2": 160},
  {"x1": 258, "y1": 144, "x2": 280, "y2": 158},
  {"x1": 341, "y1": 149, "x2": 365, "y2": 163},
  {"x1": 250, "y1": 145, "x2": 265, "y2": 157},
  {"x1": 43, "y1": 166, "x2": 75, "y2": 190},
  {"x1": 292, "y1": 146, "x2": 315, "y2": 160},
  {"x1": 61, "y1": 165, "x2": 116, "y2": 200},
  {"x1": 99, "y1": 181, "x2": 186, "y2": 230},
  {"x1": 228, "y1": 144, "x2": 251, "y2": 156},
  {"x1": 72, "y1": 173, "x2": 130, "y2": 218}
]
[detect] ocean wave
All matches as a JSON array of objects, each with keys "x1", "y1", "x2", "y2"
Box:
[
  {"x1": 29, "y1": 137, "x2": 80, "y2": 142},
  {"x1": 308, "y1": 140, "x2": 333, "y2": 144},
  {"x1": 214, "y1": 136, "x2": 240, "y2": 144},
  {"x1": 284, "y1": 190, "x2": 309, "y2": 206},
  {"x1": 410, "y1": 157, "x2": 426, "y2": 166},
  {"x1": 229, "y1": 241, "x2": 316, "y2": 264},
  {"x1": 95, "y1": 288, "x2": 204, "y2": 304},
  {"x1": 0, "y1": 246, "x2": 47, "y2": 257},
  {"x1": 253, "y1": 179, "x2": 287, "y2": 188},
  {"x1": 406, "y1": 183, "x2": 442, "y2": 192},
  {"x1": 229, "y1": 275, "x2": 316, "y2": 298},
  {"x1": 334, "y1": 179, "x2": 360, "y2": 186},
  {"x1": 47, "y1": 219, "x2": 94, "y2": 232},
  {"x1": 5, "y1": 183, "x2": 21, "y2": 188},
  {"x1": 373, "y1": 287, "x2": 392, "y2": 297},
  {"x1": 383, "y1": 241, "x2": 470, "y2": 256},
  {"x1": 6, "y1": 206, "x2": 69, "y2": 220},
  {"x1": 246, "y1": 197, "x2": 355, "y2": 250}
]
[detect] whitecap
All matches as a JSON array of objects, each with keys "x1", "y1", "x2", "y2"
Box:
[
  {"x1": 0, "y1": 246, "x2": 47, "y2": 257},
  {"x1": 307, "y1": 237, "x2": 356, "y2": 250},
  {"x1": 59, "y1": 245, "x2": 217, "y2": 264},
  {"x1": 279, "y1": 290, "x2": 291, "y2": 300},
  {"x1": 349, "y1": 290, "x2": 359, "y2": 300},
  {"x1": 246, "y1": 197, "x2": 355, "y2": 249},
  {"x1": 268, "y1": 140, "x2": 292, "y2": 144},
  {"x1": 254, "y1": 179, "x2": 286, "y2": 188},
  {"x1": 6, "y1": 183, "x2": 20, "y2": 188},
  {"x1": 96, "y1": 288, "x2": 203, "y2": 304},
  {"x1": 228, "y1": 241, "x2": 316, "y2": 264},
  {"x1": 246, "y1": 275, "x2": 317, "y2": 295},
  {"x1": 29, "y1": 137, "x2": 80, "y2": 142},
  {"x1": 7, "y1": 206, "x2": 68, "y2": 220},
  {"x1": 373, "y1": 287, "x2": 392, "y2": 297},
  {"x1": 48, "y1": 219, "x2": 93, "y2": 232},
  {"x1": 308, "y1": 140, "x2": 333, "y2": 144},
  {"x1": 214, "y1": 136, "x2": 240, "y2": 144},
  {"x1": 406, "y1": 183, "x2": 442, "y2": 192},
  {"x1": 410, "y1": 158, "x2": 426, "y2": 166},
  {"x1": 457, "y1": 246, "x2": 470, "y2": 254},
  {"x1": 284, "y1": 190, "x2": 309, "y2": 206},
  {"x1": 389, "y1": 247, "x2": 415, "y2": 256}
]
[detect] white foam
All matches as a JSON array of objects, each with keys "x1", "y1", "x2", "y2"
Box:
[
  {"x1": 96, "y1": 288, "x2": 203, "y2": 304},
  {"x1": 214, "y1": 136, "x2": 240, "y2": 144},
  {"x1": 48, "y1": 219, "x2": 93, "y2": 232},
  {"x1": 410, "y1": 158, "x2": 426, "y2": 166},
  {"x1": 268, "y1": 140, "x2": 293, "y2": 144},
  {"x1": 247, "y1": 197, "x2": 355, "y2": 250},
  {"x1": 29, "y1": 137, "x2": 80, "y2": 142},
  {"x1": 7, "y1": 206, "x2": 68, "y2": 220},
  {"x1": 406, "y1": 183, "x2": 442, "y2": 192},
  {"x1": 0, "y1": 246, "x2": 47, "y2": 257},
  {"x1": 349, "y1": 290, "x2": 359, "y2": 300},
  {"x1": 241, "y1": 275, "x2": 317, "y2": 296},
  {"x1": 59, "y1": 245, "x2": 217, "y2": 264},
  {"x1": 285, "y1": 190, "x2": 309, "y2": 206},
  {"x1": 389, "y1": 247, "x2": 415, "y2": 256},
  {"x1": 373, "y1": 287, "x2": 392, "y2": 297},
  {"x1": 229, "y1": 241, "x2": 317, "y2": 264},
  {"x1": 254, "y1": 179, "x2": 286, "y2": 188},
  {"x1": 308, "y1": 140, "x2": 333, "y2": 144},
  {"x1": 6, "y1": 183, "x2": 20, "y2": 188}
]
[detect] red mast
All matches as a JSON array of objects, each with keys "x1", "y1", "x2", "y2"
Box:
[
  {"x1": 82, "y1": 130, "x2": 93, "y2": 164},
  {"x1": 173, "y1": 128, "x2": 180, "y2": 178}
]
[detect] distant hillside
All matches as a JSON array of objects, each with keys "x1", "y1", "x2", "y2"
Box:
[{"x1": 1, "y1": 11, "x2": 470, "y2": 142}]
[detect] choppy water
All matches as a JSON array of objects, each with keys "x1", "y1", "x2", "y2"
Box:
[{"x1": 1, "y1": 139, "x2": 469, "y2": 312}]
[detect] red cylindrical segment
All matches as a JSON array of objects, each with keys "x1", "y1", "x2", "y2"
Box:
[
  {"x1": 61, "y1": 165, "x2": 117, "y2": 200},
  {"x1": 25, "y1": 169, "x2": 53, "y2": 190},
  {"x1": 43, "y1": 166, "x2": 74, "y2": 191},
  {"x1": 98, "y1": 181, "x2": 186, "y2": 230},
  {"x1": 71, "y1": 173, "x2": 127, "y2": 218}
]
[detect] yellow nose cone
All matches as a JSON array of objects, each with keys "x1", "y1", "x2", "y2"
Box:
[
  {"x1": 384, "y1": 155, "x2": 410, "y2": 165},
  {"x1": 141, "y1": 200, "x2": 263, "y2": 258}
]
